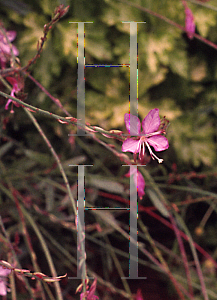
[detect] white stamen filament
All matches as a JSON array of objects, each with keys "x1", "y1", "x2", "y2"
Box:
[
  {"x1": 145, "y1": 141, "x2": 163, "y2": 163},
  {"x1": 146, "y1": 130, "x2": 163, "y2": 138}
]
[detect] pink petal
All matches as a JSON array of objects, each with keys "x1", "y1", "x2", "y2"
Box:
[
  {"x1": 6, "y1": 31, "x2": 16, "y2": 42},
  {"x1": 125, "y1": 168, "x2": 145, "y2": 199},
  {"x1": 134, "y1": 171, "x2": 145, "y2": 199},
  {"x1": 0, "y1": 42, "x2": 11, "y2": 55},
  {"x1": 136, "y1": 289, "x2": 144, "y2": 300},
  {"x1": 5, "y1": 99, "x2": 12, "y2": 110},
  {"x1": 185, "y1": 8, "x2": 195, "y2": 39},
  {"x1": 122, "y1": 138, "x2": 140, "y2": 153},
  {"x1": 11, "y1": 44, "x2": 19, "y2": 56},
  {"x1": 142, "y1": 109, "x2": 161, "y2": 134},
  {"x1": 0, "y1": 281, "x2": 7, "y2": 296},
  {"x1": 124, "y1": 113, "x2": 141, "y2": 135},
  {"x1": 183, "y1": 1, "x2": 195, "y2": 39},
  {"x1": 87, "y1": 278, "x2": 98, "y2": 300},
  {"x1": 0, "y1": 267, "x2": 11, "y2": 277},
  {"x1": 0, "y1": 44, "x2": 19, "y2": 56},
  {"x1": 147, "y1": 135, "x2": 169, "y2": 152}
]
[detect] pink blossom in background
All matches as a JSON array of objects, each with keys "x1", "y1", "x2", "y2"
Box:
[
  {"x1": 125, "y1": 167, "x2": 145, "y2": 199},
  {"x1": 0, "y1": 266, "x2": 11, "y2": 296},
  {"x1": 0, "y1": 28, "x2": 19, "y2": 68},
  {"x1": 135, "y1": 289, "x2": 144, "y2": 300},
  {"x1": 5, "y1": 76, "x2": 22, "y2": 112},
  {"x1": 122, "y1": 109, "x2": 169, "y2": 164},
  {"x1": 182, "y1": 0, "x2": 195, "y2": 39},
  {"x1": 80, "y1": 278, "x2": 99, "y2": 300}
]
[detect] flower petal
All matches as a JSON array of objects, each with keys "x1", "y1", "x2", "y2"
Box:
[
  {"x1": 124, "y1": 113, "x2": 141, "y2": 135},
  {"x1": 183, "y1": 1, "x2": 195, "y2": 39},
  {"x1": 0, "y1": 42, "x2": 11, "y2": 55},
  {"x1": 0, "y1": 266, "x2": 11, "y2": 277},
  {"x1": 125, "y1": 168, "x2": 145, "y2": 199},
  {"x1": 0, "y1": 280, "x2": 7, "y2": 296},
  {"x1": 6, "y1": 31, "x2": 16, "y2": 42},
  {"x1": 147, "y1": 135, "x2": 169, "y2": 152},
  {"x1": 142, "y1": 108, "x2": 161, "y2": 134},
  {"x1": 5, "y1": 99, "x2": 12, "y2": 110},
  {"x1": 11, "y1": 45, "x2": 19, "y2": 56},
  {"x1": 122, "y1": 138, "x2": 140, "y2": 153},
  {"x1": 136, "y1": 289, "x2": 144, "y2": 300},
  {"x1": 87, "y1": 278, "x2": 98, "y2": 300},
  {"x1": 133, "y1": 170, "x2": 145, "y2": 199}
]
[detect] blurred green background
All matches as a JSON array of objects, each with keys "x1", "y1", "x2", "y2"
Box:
[{"x1": 1, "y1": 0, "x2": 217, "y2": 168}]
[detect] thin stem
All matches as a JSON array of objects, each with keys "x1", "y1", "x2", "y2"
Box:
[
  {"x1": 199, "y1": 201, "x2": 216, "y2": 229},
  {"x1": 143, "y1": 169, "x2": 209, "y2": 298},
  {"x1": 24, "y1": 108, "x2": 87, "y2": 292},
  {"x1": 187, "y1": 0, "x2": 217, "y2": 11},
  {"x1": 24, "y1": 72, "x2": 71, "y2": 117},
  {"x1": 175, "y1": 213, "x2": 209, "y2": 300},
  {"x1": 0, "y1": 163, "x2": 38, "y2": 300},
  {"x1": 0, "y1": 90, "x2": 124, "y2": 140},
  {"x1": 105, "y1": 236, "x2": 132, "y2": 298},
  {"x1": 116, "y1": 0, "x2": 217, "y2": 51},
  {"x1": 21, "y1": 205, "x2": 63, "y2": 300},
  {"x1": 169, "y1": 215, "x2": 194, "y2": 298},
  {"x1": 13, "y1": 190, "x2": 47, "y2": 300},
  {"x1": 158, "y1": 183, "x2": 217, "y2": 199},
  {"x1": 24, "y1": 108, "x2": 77, "y2": 215}
]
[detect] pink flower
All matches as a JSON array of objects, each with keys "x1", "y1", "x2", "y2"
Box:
[
  {"x1": 125, "y1": 167, "x2": 145, "y2": 199},
  {"x1": 135, "y1": 289, "x2": 144, "y2": 300},
  {"x1": 0, "y1": 27, "x2": 19, "y2": 68},
  {"x1": 122, "y1": 109, "x2": 169, "y2": 164},
  {"x1": 5, "y1": 76, "x2": 22, "y2": 112},
  {"x1": 182, "y1": 0, "x2": 195, "y2": 39},
  {"x1": 80, "y1": 278, "x2": 99, "y2": 300},
  {"x1": 0, "y1": 266, "x2": 11, "y2": 296}
]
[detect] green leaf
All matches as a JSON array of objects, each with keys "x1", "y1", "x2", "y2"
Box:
[
  {"x1": 194, "y1": 9, "x2": 216, "y2": 37},
  {"x1": 170, "y1": 114, "x2": 216, "y2": 167},
  {"x1": 146, "y1": 188, "x2": 169, "y2": 217}
]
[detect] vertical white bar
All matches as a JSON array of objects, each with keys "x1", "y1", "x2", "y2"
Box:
[
  {"x1": 77, "y1": 23, "x2": 85, "y2": 136},
  {"x1": 68, "y1": 165, "x2": 93, "y2": 280},
  {"x1": 129, "y1": 22, "x2": 138, "y2": 121},
  {"x1": 69, "y1": 22, "x2": 93, "y2": 136},
  {"x1": 77, "y1": 165, "x2": 86, "y2": 278},
  {"x1": 129, "y1": 165, "x2": 138, "y2": 278}
]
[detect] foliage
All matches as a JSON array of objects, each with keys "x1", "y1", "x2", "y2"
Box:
[{"x1": 0, "y1": 0, "x2": 217, "y2": 299}]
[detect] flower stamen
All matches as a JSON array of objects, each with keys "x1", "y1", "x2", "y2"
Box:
[{"x1": 145, "y1": 141, "x2": 163, "y2": 163}]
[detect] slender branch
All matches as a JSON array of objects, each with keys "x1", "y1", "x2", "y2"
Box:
[
  {"x1": 24, "y1": 72, "x2": 72, "y2": 117},
  {"x1": 116, "y1": 0, "x2": 217, "y2": 51},
  {"x1": 187, "y1": 0, "x2": 217, "y2": 11},
  {"x1": 0, "y1": 90, "x2": 124, "y2": 140},
  {"x1": 24, "y1": 107, "x2": 88, "y2": 293},
  {"x1": 0, "y1": 5, "x2": 69, "y2": 77}
]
